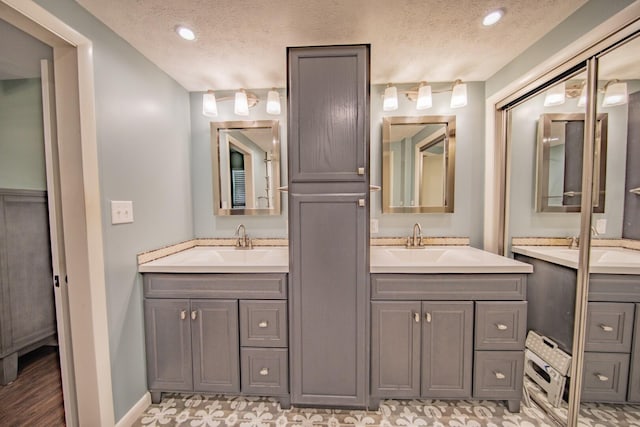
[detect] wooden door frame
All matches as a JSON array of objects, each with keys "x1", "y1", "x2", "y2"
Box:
[{"x1": 0, "y1": 1, "x2": 114, "y2": 425}]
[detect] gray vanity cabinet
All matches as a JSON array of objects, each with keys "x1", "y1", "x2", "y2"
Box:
[
  {"x1": 143, "y1": 273, "x2": 289, "y2": 405},
  {"x1": 422, "y1": 302, "x2": 473, "y2": 398},
  {"x1": 370, "y1": 274, "x2": 527, "y2": 412},
  {"x1": 288, "y1": 44, "x2": 370, "y2": 408},
  {"x1": 144, "y1": 299, "x2": 239, "y2": 395}
]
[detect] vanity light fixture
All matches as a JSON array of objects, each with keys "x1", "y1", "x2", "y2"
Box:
[
  {"x1": 450, "y1": 80, "x2": 468, "y2": 109},
  {"x1": 383, "y1": 84, "x2": 399, "y2": 111},
  {"x1": 482, "y1": 8, "x2": 505, "y2": 27},
  {"x1": 602, "y1": 80, "x2": 628, "y2": 107},
  {"x1": 202, "y1": 91, "x2": 218, "y2": 117},
  {"x1": 266, "y1": 89, "x2": 281, "y2": 115},
  {"x1": 416, "y1": 82, "x2": 433, "y2": 110},
  {"x1": 201, "y1": 89, "x2": 260, "y2": 117},
  {"x1": 543, "y1": 82, "x2": 566, "y2": 107},
  {"x1": 175, "y1": 25, "x2": 196, "y2": 41}
]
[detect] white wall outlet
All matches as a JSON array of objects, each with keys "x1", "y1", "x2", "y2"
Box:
[
  {"x1": 370, "y1": 218, "x2": 379, "y2": 234},
  {"x1": 595, "y1": 218, "x2": 607, "y2": 234},
  {"x1": 111, "y1": 200, "x2": 134, "y2": 224}
]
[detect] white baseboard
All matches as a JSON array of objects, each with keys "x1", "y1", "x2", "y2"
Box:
[{"x1": 115, "y1": 392, "x2": 151, "y2": 427}]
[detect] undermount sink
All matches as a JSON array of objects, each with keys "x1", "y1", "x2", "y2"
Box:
[
  {"x1": 370, "y1": 246, "x2": 532, "y2": 273},
  {"x1": 139, "y1": 246, "x2": 289, "y2": 273}
]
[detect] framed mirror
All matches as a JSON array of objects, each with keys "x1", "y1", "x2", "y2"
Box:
[
  {"x1": 535, "y1": 113, "x2": 607, "y2": 213},
  {"x1": 211, "y1": 120, "x2": 281, "y2": 216},
  {"x1": 382, "y1": 116, "x2": 456, "y2": 213}
]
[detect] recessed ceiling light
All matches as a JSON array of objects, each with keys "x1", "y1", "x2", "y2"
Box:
[
  {"x1": 175, "y1": 25, "x2": 196, "y2": 41},
  {"x1": 482, "y1": 9, "x2": 505, "y2": 26}
]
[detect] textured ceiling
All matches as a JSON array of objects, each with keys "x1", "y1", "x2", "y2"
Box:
[{"x1": 76, "y1": 0, "x2": 587, "y2": 92}]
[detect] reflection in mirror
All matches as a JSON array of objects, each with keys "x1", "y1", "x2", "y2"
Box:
[
  {"x1": 382, "y1": 116, "x2": 455, "y2": 213},
  {"x1": 536, "y1": 113, "x2": 607, "y2": 213},
  {"x1": 211, "y1": 120, "x2": 280, "y2": 215}
]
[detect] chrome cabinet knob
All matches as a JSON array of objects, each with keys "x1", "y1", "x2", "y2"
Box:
[
  {"x1": 413, "y1": 312, "x2": 420, "y2": 323},
  {"x1": 496, "y1": 324, "x2": 508, "y2": 331},
  {"x1": 180, "y1": 310, "x2": 187, "y2": 320},
  {"x1": 258, "y1": 320, "x2": 268, "y2": 328},
  {"x1": 495, "y1": 372, "x2": 506, "y2": 380},
  {"x1": 191, "y1": 310, "x2": 197, "y2": 320},
  {"x1": 259, "y1": 368, "x2": 269, "y2": 376},
  {"x1": 425, "y1": 312, "x2": 432, "y2": 323},
  {"x1": 596, "y1": 374, "x2": 609, "y2": 382},
  {"x1": 600, "y1": 324, "x2": 613, "y2": 332}
]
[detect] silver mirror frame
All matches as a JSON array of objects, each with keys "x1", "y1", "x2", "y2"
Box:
[
  {"x1": 382, "y1": 115, "x2": 456, "y2": 213},
  {"x1": 211, "y1": 120, "x2": 281, "y2": 216},
  {"x1": 535, "y1": 113, "x2": 607, "y2": 213}
]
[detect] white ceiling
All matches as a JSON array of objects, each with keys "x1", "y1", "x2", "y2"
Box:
[{"x1": 76, "y1": 0, "x2": 588, "y2": 92}]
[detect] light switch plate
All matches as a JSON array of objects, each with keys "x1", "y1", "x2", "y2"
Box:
[
  {"x1": 370, "y1": 218, "x2": 379, "y2": 234},
  {"x1": 111, "y1": 200, "x2": 134, "y2": 224},
  {"x1": 595, "y1": 218, "x2": 607, "y2": 234}
]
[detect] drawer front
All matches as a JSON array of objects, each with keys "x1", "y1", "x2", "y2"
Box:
[
  {"x1": 241, "y1": 348, "x2": 288, "y2": 395},
  {"x1": 475, "y1": 302, "x2": 527, "y2": 351},
  {"x1": 240, "y1": 301, "x2": 288, "y2": 347},
  {"x1": 586, "y1": 302, "x2": 635, "y2": 353},
  {"x1": 143, "y1": 273, "x2": 287, "y2": 299},
  {"x1": 582, "y1": 352, "x2": 629, "y2": 403},
  {"x1": 473, "y1": 351, "x2": 524, "y2": 400}
]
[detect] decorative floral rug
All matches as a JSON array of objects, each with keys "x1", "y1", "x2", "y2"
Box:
[{"x1": 133, "y1": 393, "x2": 556, "y2": 427}]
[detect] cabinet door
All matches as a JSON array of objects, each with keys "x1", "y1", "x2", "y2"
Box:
[
  {"x1": 371, "y1": 302, "x2": 421, "y2": 397},
  {"x1": 288, "y1": 45, "x2": 369, "y2": 183},
  {"x1": 144, "y1": 299, "x2": 193, "y2": 391},
  {"x1": 191, "y1": 300, "x2": 239, "y2": 393},
  {"x1": 290, "y1": 193, "x2": 368, "y2": 406},
  {"x1": 421, "y1": 301, "x2": 473, "y2": 398},
  {"x1": 629, "y1": 303, "x2": 640, "y2": 402}
]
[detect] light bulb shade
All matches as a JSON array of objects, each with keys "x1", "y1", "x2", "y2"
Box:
[
  {"x1": 450, "y1": 82, "x2": 467, "y2": 108},
  {"x1": 235, "y1": 90, "x2": 249, "y2": 116},
  {"x1": 602, "y1": 82, "x2": 628, "y2": 107},
  {"x1": 202, "y1": 92, "x2": 218, "y2": 117},
  {"x1": 577, "y1": 85, "x2": 587, "y2": 107},
  {"x1": 383, "y1": 85, "x2": 398, "y2": 111},
  {"x1": 543, "y1": 82, "x2": 566, "y2": 107},
  {"x1": 416, "y1": 84, "x2": 433, "y2": 110},
  {"x1": 266, "y1": 90, "x2": 281, "y2": 115}
]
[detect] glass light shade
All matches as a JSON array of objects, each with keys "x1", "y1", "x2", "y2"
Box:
[
  {"x1": 266, "y1": 90, "x2": 281, "y2": 115},
  {"x1": 543, "y1": 82, "x2": 566, "y2": 106},
  {"x1": 234, "y1": 90, "x2": 249, "y2": 116},
  {"x1": 202, "y1": 92, "x2": 218, "y2": 117},
  {"x1": 416, "y1": 84, "x2": 433, "y2": 110},
  {"x1": 577, "y1": 85, "x2": 587, "y2": 107},
  {"x1": 383, "y1": 85, "x2": 398, "y2": 111},
  {"x1": 450, "y1": 82, "x2": 467, "y2": 108},
  {"x1": 602, "y1": 82, "x2": 628, "y2": 107}
]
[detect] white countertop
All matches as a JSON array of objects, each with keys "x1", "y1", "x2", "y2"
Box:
[
  {"x1": 512, "y1": 246, "x2": 640, "y2": 275},
  {"x1": 139, "y1": 246, "x2": 289, "y2": 273},
  {"x1": 370, "y1": 246, "x2": 533, "y2": 274}
]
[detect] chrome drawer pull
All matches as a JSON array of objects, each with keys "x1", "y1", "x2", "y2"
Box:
[
  {"x1": 495, "y1": 372, "x2": 506, "y2": 380},
  {"x1": 191, "y1": 310, "x2": 197, "y2": 320},
  {"x1": 258, "y1": 320, "x2": 269, "y2": 328},
  {"x1": 180, "y1": 310, "x2": 187, "y2": 320},
  {"x1": 600, "y1": 324, "x2": 613, "y2": 332},
  {"x1": 496, "y1": 324, "x2": 508, "y2": 331},
  {"x1": 413, "y1": 312, "x2": 420, "y2": 323},
  {"x1": 596, "y1": 374, "x2": 609, "y2": 382},
  {"x1": 259, "y1": 368, "x2": 269, "y2": 376}
]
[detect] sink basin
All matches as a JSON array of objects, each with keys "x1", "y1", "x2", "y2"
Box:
[
  {"x1": 139, "y1": 246, "x2": 289, "y2": 273},
  {"x1": 370, "y1": 246, "x2": 532, "y2": 273}
]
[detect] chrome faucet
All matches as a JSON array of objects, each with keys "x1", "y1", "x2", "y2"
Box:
[
  {"x1": 235, "y1": 224, "x2": 253, "y2": 249},
  {"x1": 567, "y1": 236, "x2": 579, "y2": 249},
  {"x1": 406, "y1": 223, "x2": 425, "y2": 249}
]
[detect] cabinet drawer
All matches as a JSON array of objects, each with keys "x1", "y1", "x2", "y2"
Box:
[
  {"x1": 240, "y1": 301, "x2": 288, "y2": 347},
  {"x1": 475, "y1": 302, "x2": 527, "y2": 350},
  {"x1": 582, "y1": 352, "x2": 629, "y2": 402},
  {"x1": 473, "y1": 351, "x2": 523, "y2": 400},
  {"x1": 241, "y1": 348, "x2": 288, "y2": 395},
  {"x1": 586, "y1": 302, "x2": 634, "y2": 353}
]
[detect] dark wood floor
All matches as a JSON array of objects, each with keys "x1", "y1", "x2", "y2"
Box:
[{"x1": 0, "y1": 346, "x2": 65, "y2": 426}]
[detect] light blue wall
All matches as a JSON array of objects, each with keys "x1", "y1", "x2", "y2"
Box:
[
  {"x1": 372, "y1": 82, "x2": 486, "y2": 246},
  {"x1": 486, "y1": 0, "x2": 635, "y2": 97},
  {"x1": 35, "y1": 0, "x2": 193, "y2": 422},
  {"x1": 0, "y1": 78, "x2": 46, "y2": 190},
  {"x1": 191, "y1": 89, "x2": 288, "y2": 237}
]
